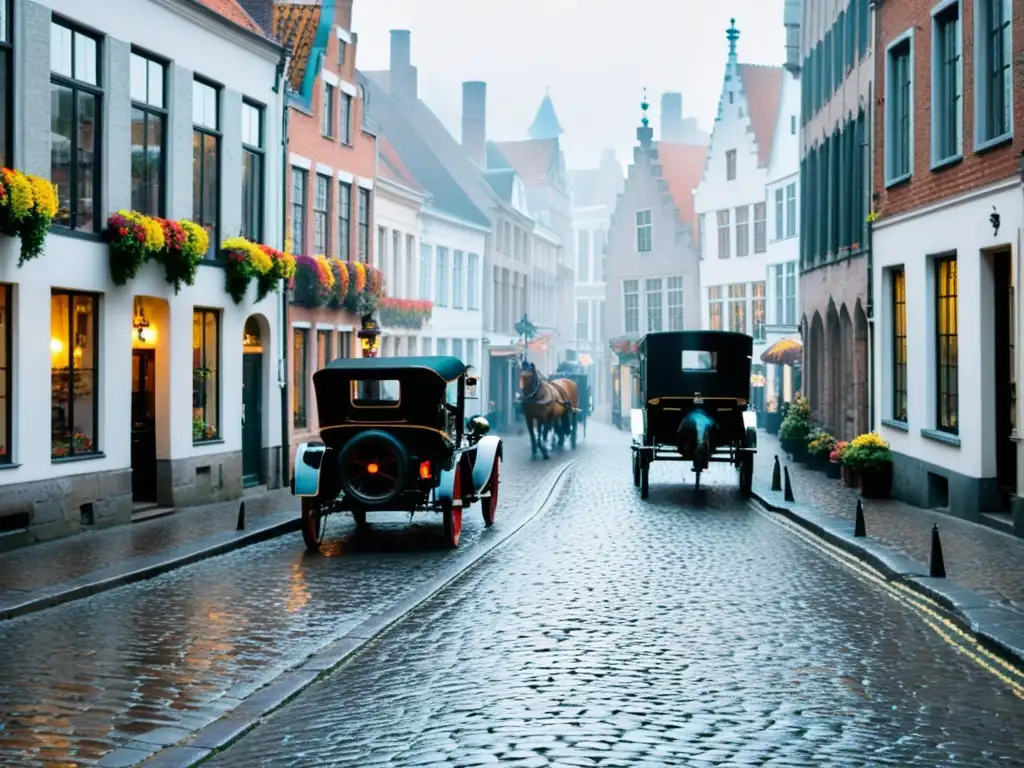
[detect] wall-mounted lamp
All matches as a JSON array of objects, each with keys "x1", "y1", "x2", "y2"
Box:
[{"x1": 133, "y1": 299, "x2": 155, "y2": 343}]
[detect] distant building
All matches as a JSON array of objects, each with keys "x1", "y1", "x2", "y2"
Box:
[
  {"x1": 605, "y1": 96, "x2": 707, "y2": 427},
  {"x1": 694, "y1": 20, "x2": 785, "y2": 412}
]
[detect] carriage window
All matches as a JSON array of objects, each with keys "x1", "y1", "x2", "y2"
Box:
[
  {"x1": 351, "y1": 379, "x2": 400, "y2": 406},
  {"x1": 681, "y1": 351, "x2": 716, "y2": 371}
]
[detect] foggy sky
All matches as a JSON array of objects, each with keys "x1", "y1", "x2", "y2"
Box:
[{"x1": 351, "y1": 0, "x2": 787, "y2": 170}]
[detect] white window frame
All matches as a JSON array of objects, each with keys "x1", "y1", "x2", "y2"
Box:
[
  {"x1": 419, "y1": 242, "x2": 432, "y2": 301},
  {"x1": 930, "y1": 0, "x2": 963, "y2": 168},
  {"x1": 635, "y1": 209, "x2": 653, "y2": 253},
  {"x1": 973, "y1": 0, "x2": 1013, "y2": 151},
  {"x1": 785, "y1": 183, "x2": 797, "y2": 237},
  {"x1": 774, "y1": 188, "x2": 784, "y2": 241},
  {"x1": 667, "y1": 276, "x2": 684, "y2": 331},
  {"x1": 884, "y1": 28, "x2": 915, "y2": 187},
  {"x1": 622, "y1": 279, "x2": 640, "y2": 334}
]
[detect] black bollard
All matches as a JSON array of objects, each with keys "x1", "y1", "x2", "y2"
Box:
[
  {"x1": 771, "y1": 455, "x2": 782, "y2": 491},
  {"x1": 929, "y1": 524, "x2": 946, "y2": 578},
  {"x1": 236, "y1": 501, "x2": 246, "y2": 531},
  {"x1": 854, "y1": 499, "x2": 866, "y2": 537},
  {"x1": 783, "y1": 467, "x2": 795, "y2": 502}
]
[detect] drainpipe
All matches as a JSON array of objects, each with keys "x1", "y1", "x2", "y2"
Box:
[
  {"x1": 866, "y1": 2, "x2": 877, "y2": 432},
  {"x1": 275, "y1": 52, "x2": 291, "y2": 489}
]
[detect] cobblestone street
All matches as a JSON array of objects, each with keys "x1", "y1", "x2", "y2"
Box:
[
  {"x1": 207, "y1": 425, "x2": 1024, "y2": 767},
  {"x1": 0, "y1": 433, "x2": 573, "y2": 767}
]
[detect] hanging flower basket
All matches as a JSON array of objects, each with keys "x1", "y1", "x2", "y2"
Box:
[
  {"x1": 254, "y1": 244, "x2": 296, "y2": 302},
  {"x1": 157, "y1": 219, "x2": 207, "y2": 293},
  {"x1": 106, "y1": 211, "x2": 167, "y2": 285},
  {"x1": 222, "y1": 236, "x2": 274, "y2": 304},
  {"x1": 327, "y1": 258, "x2": 350, "y2": 309},
  {"x1": 0, "y1": 168, "x2": 59, "y2": 266},
  {"x1": 292, "y1": 254, "x2": 335, "y2": 307},
  {"x1": 378, "y1": 297, "x2": 434, "y2": 329}
]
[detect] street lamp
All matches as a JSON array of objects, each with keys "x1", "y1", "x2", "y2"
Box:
[
  {"x1": 514, "y1": 313, "x2": 536, "y2": 348},
  {"x1": 357, "y1": 312, "x2": 382, "y2": 358}
]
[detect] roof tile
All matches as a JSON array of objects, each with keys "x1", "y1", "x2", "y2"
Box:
[
  {"x1": 273, "y1": 3, "x2": 321, "y2": 92},
  {"x1": 378, "y1": 135, "x2": 425, "y2": 194},
  {"x1": 737, "y1": 64, "x2": 785, "y2": 167},
  {"x1": 656, "y1": 141, "x2": 708, "y2": 231},
  {"x1": 194, "y1": 0, "x2": 265, "y2": 35},
  {"x1": 491, "y1": 139, "x2": 556, "y2": 187}
]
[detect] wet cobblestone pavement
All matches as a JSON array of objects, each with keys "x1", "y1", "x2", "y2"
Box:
[
  {"x1": 754, "y1": 431, "x2": 1024, "y2": 610},
  {"x1": 0, "y1": 434, "x2": 573, "y2": 767},
  {"x1": 209, "y1": 425, "x2": 1024, "y2": 768}
]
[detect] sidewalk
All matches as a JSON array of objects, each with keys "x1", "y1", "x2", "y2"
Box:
[
  {"x1": 0, "y1": 487, "x2": 299, "y2": 620},
  {"x1": 753, "y1": 429, "x2": 1024, "y2": 663}
]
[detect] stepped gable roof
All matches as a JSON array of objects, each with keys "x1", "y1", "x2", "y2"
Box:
[
  {"x1": 528, "y1": 92, "x2": 564, "y2": 139},
  {"x1": 656, "y1": 141, "x2": 707, "y2": 231},
  {"x1": 490, "y1": 139, "x2": 557, "y2": 188},
  {"x1": 378, "y1": 136, "x2": 424, "y2": 194},
  {"x1": 196, "y1": 0, "x2": 266, "y2": 35},
  {"x1": 272, "y1": 2, "x2": 321, "y2": 91},
  {"x1": 737, "y1": 64, "x2": 785, "y2": 167}
]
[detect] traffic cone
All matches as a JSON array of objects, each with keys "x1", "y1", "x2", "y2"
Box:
[
  {"x1": 771, "y1": 455, "x2": 782, "y2": 491},
  {"x1": 854, "y1": 499, "x2": 866, "y2": 537},
  {"x1": 783, "y1": 467, "x2": 795, "y2": 502},
  {"x1": 236, "y1": 501, "x2": 246, "y2": 531},
  {"x1": 929, "y1": 524, "x2": 946, "y2": 578}
]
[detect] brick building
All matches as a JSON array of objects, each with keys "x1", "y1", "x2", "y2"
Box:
[
  {"x1": 242, "y1": 0, "x2": 379, "y2": 466},
  {"x1": 871, "y1": 0, "x2": 1023, "y2": 528},
  {"x1": 798, "y1": 0, "x2": 873, "y2": 442}
]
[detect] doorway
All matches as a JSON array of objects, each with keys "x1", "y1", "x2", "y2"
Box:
[
  {"x1": 131, "y1": 348, "x2": 157, "y2": 501},
  {"x1": 993, "y1": 250, "x2": 1016, "y2": 509},
  {"x1": 242, "y1": 317, "x2": 264, "y2": 487}
]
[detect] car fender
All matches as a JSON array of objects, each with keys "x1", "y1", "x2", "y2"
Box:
[
  {"x1": 470, "y1": 435, "x2": 503, "y2": 494},
  {"x1": 293, "y1": 442, "x2": 330, "y2": 497}
]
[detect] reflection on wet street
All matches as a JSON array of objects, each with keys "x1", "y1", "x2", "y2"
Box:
[
  {"x1": 0, "y1": 437, "x2": 573, "y2": 767},
  {"x1": 208, "y1": 436, "x2": 1024, "y2": 767}
]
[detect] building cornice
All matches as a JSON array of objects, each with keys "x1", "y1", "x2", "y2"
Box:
[
  {"x1": 872, "y1": 176, "x2": 1019, "y2": 231},
  {"x1": 377, "y1": 175, "x2": 427, "y2": 207}
]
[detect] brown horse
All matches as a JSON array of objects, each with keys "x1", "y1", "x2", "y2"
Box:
[{"x1": 519, "y1": 361, "x2": 579, "y2": 460}]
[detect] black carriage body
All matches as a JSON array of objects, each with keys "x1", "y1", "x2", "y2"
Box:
[{"x1": 311, "y1": 356, "x2": 468, "y2": 510}]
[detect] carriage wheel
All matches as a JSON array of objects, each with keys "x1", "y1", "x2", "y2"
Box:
[
  {"x1": 570, "y1": 411, "x2": 578, "y2": 450},
  {"x1": 301, "y1": 497, "x2": 327, "y2": 552},
  {"x1": 738, "y1": 453, "x2": 753, "y2": 498},
  {"x1": 639, "y1": 456, "x2": 649, "y2": 500},
  {"x1": 442, "y1": 466, "x2": 463, "y2": 548},
  {"x1": 694, "y1": 467, "x2": 702, "y2": 491},
  {"x1": 351, "y1": 509, "x2": 368, "y2": 528},
  {"x1": 481, "y1": 457, "x2": 500, "y2": 527}
]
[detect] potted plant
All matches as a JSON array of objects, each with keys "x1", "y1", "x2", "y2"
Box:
[
  {"x1": 255, "y1": 244, "x2": 296, "y2": 302},
  {"x1": 778, "y1": 396, "x2": 811, "y2": 462},
  {"x1": 807, "y1": 429, "x2": 837, "y2": 472},
  {"x1": 827, "y1": 440, "x2": 847, "y2": 480},
  {"x1": 292, "y1": 254, "x2": 335, "y2": 307},
  {"x1": 843, "y1": 432, "x2": 893, "y2": 498}
]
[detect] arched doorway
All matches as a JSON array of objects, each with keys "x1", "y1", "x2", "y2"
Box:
[
  {"x1": 826, "y1": 302, "x2": 841, "y2": 434},
  {"x1": 854, "y1": 301, "x2": 869, "y2": 435},
  {"x1": 242, "y1": 316, "x2": 264, "y2": 487},
  {"x1": 810, "y1": 312, "x2": 825, "y2": 419}
]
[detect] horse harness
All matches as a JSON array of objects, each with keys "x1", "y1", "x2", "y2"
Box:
[{"x1": 523, "y1": 371, "x2": 572, "y2": 410}]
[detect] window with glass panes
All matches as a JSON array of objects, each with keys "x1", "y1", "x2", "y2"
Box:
[
  {"x1": 786, "y1": 183, "x2": 797, "y2": 237},
  {"x1": 753, "y1": 203, "x2": 766, "y2": 253},
  {"x1": 241, "y1": 101, "x2": 264, "y2": 242},
  {"x1": 192, "y1": 309, "x2": 220, "y2": 442},
  {"x1": 623, "y1": 280, "x2": 640, "y2": 333},
  {"x1": 313, "y1": 174, "x2": 330, "y2": 255},
  {"x1": 435, "y1": 247, "x2": 449, "y2": 306},
  {"x1": 933, "y1": 3, "x2": 961, "y2": 162},
  {"x1": 667, "y1": 276, "x2": 684, "y2": 331},
  {"x1": 576, "y1": 300, "x2": 588, "y2": 341},
  {"x1": 338, "y1": 181, "x2": 351, "y2": 259},
  {"x1": 192, "y1": 79, "x2": 220, "y2": 255},
  {"x1": 636, "y1": 210, "x2": 652, "y2": 253},
  {"x1": 51, "y1": 291, "x2": 100, "y2": 457},
  {"x1": 785, "y1": 261, "x2": 797, "y2": 324},
  {"x1": 0, "y1": 0, "x2": 11, "y2": 168},
  {"x1": 728, "y1": 283, "x2": 746, "y2": 333},
  {"x1": 467, "y1": 253, "x2": 479, "y2": 309},
  {"x1": 340, "y1": 93, "x2": 352, "y2": 144},
  {"x1": 420, "y1": 243, "x2": 432, "y2": 300},
  {"x1": 0, "y1": 284, "x2": 8, "y2": 463},
  {"x1": 453, "y1": 250, "x2": 464, "y2": 308},
  {"x1": 717, "y1": 210, "x2": 730, "y2": 258},
  {"x1": 321, "y1": 82, "x2": 335, "y2": 138},
  {"x1": 317, "y1": 329, "x2": 332, "y2": 369},
  {"x1": 291, "y1": 168, "x2": 307, "y2": 255},
  {"x1": 645, "y1": 279, "x2": 663, "y2": 332},
  {"x1": 891, "y1": 268, "x2": 907, "y2": 421},
  {"x1": 293, "y1": 328, "x2": 308, "y2": 428},
  {"x1": 979, "y1": 0, "x2": 1011, "y2": 143},
  {"x1": 735, "y1": 206, "x2": 749, "y2": 256},
  {"x1": 357, "y1": 187, "x2": 370, "y2": 261},
  {"x1": 935, "y1": 256, "x2": 958, "y2": 432},
  {"x1": 51, "y1": 21, "x2": 102, "y2": 232},
  {"x1": 751, "y1": 281, "x2": 766, "y2": 342},
  {"x1": 774, "y1": 188, "x2": 784, "y2": 240},
  {"x1": 708, "y1": 286, "x2": 723, "y2": 330},
  {"x1": 886, "y1": 38, "x2": 912, "y2": 180},
  {"x1": 130, "y1": 51, "x2": 166, "y2": 216}
]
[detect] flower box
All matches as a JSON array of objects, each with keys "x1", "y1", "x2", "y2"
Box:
[
  {"x1": 0, "y1": 168, "x2": 58, "y2": 266},
  {"x1": 222, "y1": 237, "x2": 295, "y2": 304},
  {"x1": 842, "y1": 464, "x2": 858, "y2": 487},
  {"x1": 379, "y1": 297, "x2": 433, "y2": 329},
  {"x1": 825, "y1": 460, "x2": 842, "y2": 479}
]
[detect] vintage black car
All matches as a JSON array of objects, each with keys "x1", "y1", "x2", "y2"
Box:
[
  {"x1": 630, "y1": 331, "x2": 757, "y2": 498},
  {"x1": 291, "y1": 356, "x2": 503, "y2": 550}
]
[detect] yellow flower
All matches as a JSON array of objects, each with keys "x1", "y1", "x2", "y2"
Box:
[
  {"x1": 277, "y1": 250, "x2": 296, "y2": 279},
  {"x1": 2, "y1": 169, "x2": 33, "y2": 219},
  {"x1": 180, "y1": 220, "x2": 209, "y2": 258},
  {"x1": 850, "y1": 431, "x2": 888, "y2": 450},
  {"x1": 28, "y1": 175, "x2": 58, "y2": 220},
  {"x1": 313, "y1": 254, "x2": 335, "y2": 289},
  {"x1": 248, "y1": 243, "x2": 272, "y2": 274}
]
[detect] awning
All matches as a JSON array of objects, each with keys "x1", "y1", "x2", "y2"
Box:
[{"x1": 760, "y1": 337, "x2": 803, "y2": 366}]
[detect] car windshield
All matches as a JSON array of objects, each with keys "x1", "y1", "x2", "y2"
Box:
[
  {"x1": 681, "y1": 350, "x2": 716, "y2": 371},
  {"x1": 351, "y1": 379, "x2": 401, "y2": 406}
]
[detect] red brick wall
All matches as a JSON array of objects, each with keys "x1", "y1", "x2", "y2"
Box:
[{"x1": 873, "y1": 0, "x2": 1023, "y2": 221}]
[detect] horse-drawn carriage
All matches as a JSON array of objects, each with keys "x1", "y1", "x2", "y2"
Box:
[
  {"x1": 519, "y1": 360, "x2": 583, "y2": 459},
  {"x1": 630, "y1": 331, "x2": 758, "y2": 498},
  {"x1": 555, "y1": 360, "x2": 593, "y2": 437},
  {"x1": 291, "y1": 356, "x2": 502, "y2": 550}
]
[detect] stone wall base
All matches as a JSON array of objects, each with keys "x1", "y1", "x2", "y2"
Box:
[
  {"x1": 0, "y1": 468, "x2": 133, "y2": 552},
  {"x1": 261, "y1": 445, "x2": 284, "y2": 490},
  {"x1": 156, "y1": 449, "x2": 242, "y2": 509},
  {"x1": 891, "y1": 449, "x2": 1002, "y2": 522}
]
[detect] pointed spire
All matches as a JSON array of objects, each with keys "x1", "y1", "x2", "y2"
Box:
[
  {"x1": 640, "y1": 87, "x2": 650, "y2": 128},
  {"x1": 727, "y1": 17, "x2": 740, "y2": 60},
  {"x1": 637, "y1": 87, "x2": 653, "y2": 148},
  {"x1": 528, "y1": 91, "x2": 564, "y2": 139}
]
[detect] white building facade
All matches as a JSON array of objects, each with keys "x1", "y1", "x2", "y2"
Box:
[
  {"x1": 0, "y1": 0, "x2": 287, "y2": 545},
  {"x1": 763, "y1": 68, "x2": 802, "y2": 410},
  {"x1": 417, "y1": 206, "x2": 487, "y2": 377},
  {"x1": 573, "y1": 208, "x2": 608, "y2": 412},
  {"x1": 529, "y1": 224, "x2": 562, "y2": 374}
]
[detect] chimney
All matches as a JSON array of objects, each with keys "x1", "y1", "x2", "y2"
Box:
[
  {"x1": 462, "y1": 81, "x2": 487, "y2": 168},
  {"x1": 783, "y1": 0, "x2": 802, "y2": 73},
  {"x1": 660, "y1": 93, "x2": 683, "y2": 142},
  {"x1": 389, "y1": 30, "x2": 418, "y2": 102}
]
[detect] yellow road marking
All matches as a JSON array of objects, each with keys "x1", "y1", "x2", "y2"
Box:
[{"x1": 756, "y1": 503, "x2": 1024, "y2": 698}]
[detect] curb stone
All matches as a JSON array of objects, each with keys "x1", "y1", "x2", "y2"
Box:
[
  {"x1": 115, "y1": 458, "x2": 579, "y2": 768},
  {"x1": 0, "y1": 512, "x2": 301, "y2": 622},
  {"x1": 752, "y1": 486, "x2": 1024, "y2": 670}
]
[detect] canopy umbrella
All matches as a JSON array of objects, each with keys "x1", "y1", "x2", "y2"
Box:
[{"x1": 760, "y1": 337, "x2": 803, "y2": 366}]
